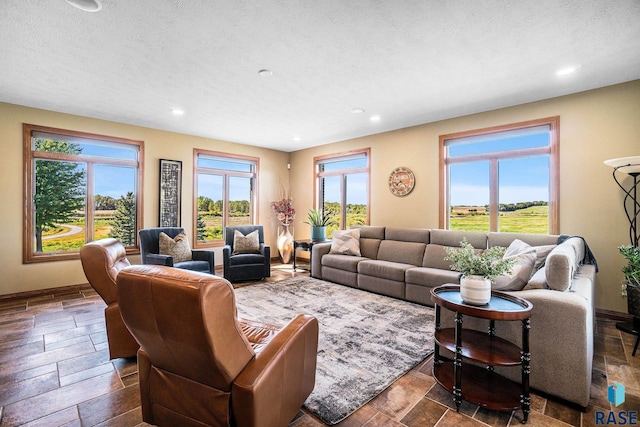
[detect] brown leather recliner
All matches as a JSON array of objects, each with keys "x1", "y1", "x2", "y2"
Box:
[
  {"x1": 79, "y1": 238, "x2": 140, "y2": 359},
  {"x1": 117, "y1": 265, "x2": 319, "y2": 427}
]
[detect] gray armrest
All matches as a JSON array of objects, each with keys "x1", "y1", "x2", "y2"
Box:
[{"x1": 311, "y1": 242, "x2": 332, "y2": 279}]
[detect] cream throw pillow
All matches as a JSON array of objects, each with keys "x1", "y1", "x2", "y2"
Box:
[
  {"x1": 492, "y1": 239, "x2": 537, "y2": 291},
  {"x1": 232, "y1": 229, "x2": 260, "y2": 255},
  {"x1": 159, "y1": 231, "x2": 192, "y2": 263},
  {"x1": 329, "y1": 229, "x2": 361, "y2": 256}
]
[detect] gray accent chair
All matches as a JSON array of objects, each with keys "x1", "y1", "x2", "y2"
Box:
[
  {"x1": 223, "y1": 225, "x2": 271, "y2": 282},
  {"x1": 138, "y1": 227, "x2": 215, "y2": 274}
]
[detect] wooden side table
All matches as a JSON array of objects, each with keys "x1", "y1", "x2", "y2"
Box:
[
  {"x1": 293, "y1": 239, "x2": 331, "y2": 271},
  {"x1": 431, "y1": 285, "x2": 533, "y2": 424}
]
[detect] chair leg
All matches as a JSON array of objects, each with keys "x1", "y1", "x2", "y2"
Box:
[{"x1": 633, "y1": 335, "x2": 639, "y2": 357}]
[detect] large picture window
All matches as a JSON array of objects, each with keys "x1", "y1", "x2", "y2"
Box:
[
  {"x1": 23, "y1": 124, "x2": 143, "y2": 263},
  {"x1": 314, "y1": 149, "x2": 370, "y2": 235},
  {"x1": 194, "y1": 149, "x2": 258, "y2": 246},
  {"x1": 440, "y1": 117, "x2": 559, "y2": 234}
]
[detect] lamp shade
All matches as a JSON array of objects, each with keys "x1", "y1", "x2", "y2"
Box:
[
  {"x1": 604, "y1": 156, "x2": 640, "y2": 176},
  {"x1": 605, "y1": 155, "x2": 640, "y2": 247}
]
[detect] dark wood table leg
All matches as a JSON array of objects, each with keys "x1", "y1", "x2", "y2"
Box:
[
  {"x1": 434, "y1": 304, "x2": 441, "y2": 366},
  {"x1": 293, "y1": 242, "x2": 298, "y2": 270},
  {"x1": 520, "y1": 318, "x2": 531, "y2": 424},
  {"x1": 453, "y1": 311, "x2": 463, "y2": 411}
]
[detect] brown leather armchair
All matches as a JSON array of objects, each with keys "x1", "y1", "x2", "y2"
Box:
[
  {"x1": 79, "y1": 238, "x2": 140, "y2": 359},
  {"x1": 117, "y1": 265, "x2": 319, "y2": 427}
]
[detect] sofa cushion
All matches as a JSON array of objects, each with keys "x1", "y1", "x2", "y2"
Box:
[
  {"x1": 353, "y1": 225, "x2": 385, "y2": 239},
  {"x1": 384, "y1": 227, "x2": 430, "y2": 244},
  {"x1": 159, "y1": 231, "x2": 192, "y2": 262},
  {"x1": 405, "y1": 267, "x2": 462, "y2": 288},
  {"x1": 377, "y1": 240, "x2": 426, "y2": 266},
  {"x1": 329, "y1": 229, "x2": 361, "y2": 256},
  {"x1": 360, "y1": 238, "x2": 382, "y2": 259},
  {"x1": 545, "y1": 237, "x2": 584, "y2": 291},
  {"x1": 358, "y1": 260, "x2": 415, "y2": 282},
  {"x1": 232, "y1": 229, "x2": 260, "y2": 255},
  {"x1": 358, "y1": 275, "x2": 406, "y2": 299},
  {"x1": 430, "y1": 229, "x2": 487, "y2": 249},
  {"x1": 321, "y1": 253, "x2": 366, "y2": 273},
  {"x1": 492, "y1": 239, "x2": 537, "y2": 291},
  {"x1": 421, "y1": 243, "x2": 483, "y2": 270},
  {"x1": 523, "y1": 267, "x2": 548, "y2": 290},
  {"x1": 488, "y1": 231, "x2": 558, "y2": 248},
  {"x1": 349, "y1": 226, "x2": 383, "y2": 259}
]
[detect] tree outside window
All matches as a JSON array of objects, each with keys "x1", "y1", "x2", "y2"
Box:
[
  {"x1": 194, "y1": 149, "x2": 258, "y2": 246},
  {"x1": 315, "y1": 149, "x2": 370, "y2": 235},
  {"x1": 24, "y1": 124, "x2": 143, "y2": 263}
]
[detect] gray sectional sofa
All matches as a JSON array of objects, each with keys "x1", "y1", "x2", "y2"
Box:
[{"x1": 310, "y1": 226, "x2": 597, "y2": 409}]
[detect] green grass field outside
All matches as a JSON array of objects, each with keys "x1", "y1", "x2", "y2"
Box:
[
  {"x1": 450, "y1": 205, "x2": 549, "y2": 234},
  {"x1": 41, "y1": 206, "x2": 546, "y2": 252}
]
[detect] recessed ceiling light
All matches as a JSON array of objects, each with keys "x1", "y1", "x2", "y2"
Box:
[
  {"x1": 292, "y1": 136, "x2": 301, "y2": 142},
  {"x1": 556, "y1": 65, "x2": 581, "y2": 76},
  {"x1": 369, "y1": 115, "x2": 381, "y2": 122},
  {"x1": 171, "y1": 108, "x2": 185, "y2": 116},
  {"x1": 350, "y1": 108, "x2": 365, "y2": 114},
  {"x1": 65, "y1": 0, "x2": 102, "y2": 12},
  {"x1": 258, "y1": 69, "x2": 273, "y2": 77}
]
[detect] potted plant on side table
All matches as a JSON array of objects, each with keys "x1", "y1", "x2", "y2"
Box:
[
  {"x1": 445, "y1": 239, "x2": 516, "y2": 305},
  {"x1": 303, "y1": 208, "x2": 337, "y2": 240}
]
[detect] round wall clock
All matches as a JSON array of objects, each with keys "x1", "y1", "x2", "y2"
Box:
[{"x1": 388, "y1": 167, "x2": 415, "y2": 197}]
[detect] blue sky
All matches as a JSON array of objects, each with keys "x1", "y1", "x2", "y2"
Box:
[
  {"x1": 196, "y1": 174, "x2": 251, "y2": 201},
  {"x1": 448, "y1": 132, "x2": 550, "y2": 206},
  {"x1": 450, "y1": 156, "x2": 549, "y2": 206},
  {"x1": 92, "y1": 133, "x2": 549, "y2": 206},
  {"x1": 94, "y1": 165, "x2": 136, "y2": 198}
]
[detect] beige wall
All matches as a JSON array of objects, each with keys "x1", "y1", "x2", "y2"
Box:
[
  {"x1": 289, "y1": 80, "x2": 640, "y2": 313},
  {"x1": 2, "y1": 80, "x2": 639, "y2": 312},
  {"x1": 0, "y1": 103, "x2": 290, "y2": 296}
]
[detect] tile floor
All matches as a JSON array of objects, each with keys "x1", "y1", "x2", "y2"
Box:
[{"x1": 0, "y1": 265, "x2": 638, "y2": 426}]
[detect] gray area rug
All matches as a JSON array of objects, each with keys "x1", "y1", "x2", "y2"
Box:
[{"x1": 234, "y1": 276, "x2": 435, "y2": 425}]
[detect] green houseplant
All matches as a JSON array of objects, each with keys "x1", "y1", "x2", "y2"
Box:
[
  {"x1": 445, "y1": 239, "x2": 516, "y2": 305},
  {"x1": 303, "y1": 208, "x2": 337, "y2": 240},
  {"x1": 619, "y1": 245, "x2": 640, "y2": 319}
]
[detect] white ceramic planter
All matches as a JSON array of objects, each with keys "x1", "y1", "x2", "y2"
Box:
[{"x1": 460, "y1": 275, "x2": 492, "y2": 305}]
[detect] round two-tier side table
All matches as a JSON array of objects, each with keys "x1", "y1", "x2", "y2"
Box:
[{"x1": 431, "y1": 285, "x2": 534, "y2": 424}]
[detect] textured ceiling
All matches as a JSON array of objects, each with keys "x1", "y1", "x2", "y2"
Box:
[{"x1": 1, "y1": 1, "x2": 639, "y2": 152}]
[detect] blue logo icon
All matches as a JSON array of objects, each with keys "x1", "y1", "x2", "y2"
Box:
[{"x1": 608, "y1": 382, "x2": 625, "y2": 407}]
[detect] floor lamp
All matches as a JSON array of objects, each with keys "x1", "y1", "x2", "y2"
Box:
[{"x1": 604, "y1": 155, "x2": 640, "y2": 356}]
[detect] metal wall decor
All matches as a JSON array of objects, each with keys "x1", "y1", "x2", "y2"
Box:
[
  {"x1": 388, "y1": 166, "x2": 415, "y2": 197},
  {"x1": 159, "y1": 159, "x2": 182, "y2": 227}
]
